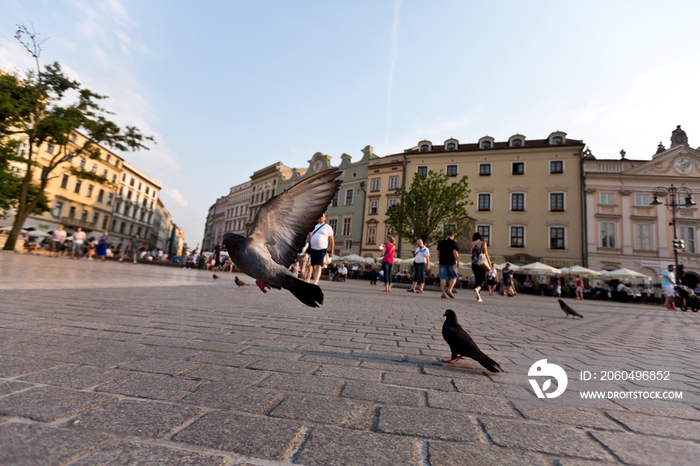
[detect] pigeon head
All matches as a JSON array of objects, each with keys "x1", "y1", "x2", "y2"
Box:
[
  {"x1": 557, "y1": 299, "x2": 564, "y2": 305},
  {"x1": 443, "y1": 309, "x2": 458, "y2": 324}
]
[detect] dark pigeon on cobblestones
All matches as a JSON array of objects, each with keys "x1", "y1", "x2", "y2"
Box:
[
  {"x1": 441, "y1": 309, "x2": 501, "y2": 372},
  {"x1": 223, "y1": 168, "x2": 342, "y2": 307},
  {"x1": 558, "y1": 299, "x2": 584, "y2": 318},
  {"x1": 234, "y1": 276, "x2": 248, "y2": 289},
  {"x1": 212, "y1": 274, "x2": 219, "y2": 279}
]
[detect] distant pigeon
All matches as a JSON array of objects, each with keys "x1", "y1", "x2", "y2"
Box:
[
  {"x1": 441, "y1": 309, "x2": 501, "y2": 372},
  {"x1": 234, "y1": 276, "x2": 249, "y2": 289},
  {"x1": 223, "y1": 169, "x2": 342, "y2": 307},
  {"x1": 558, "y1": 299, "x2": 584, "y2": 318},
  {"x1": 212, "y1": 274, "x2": 219, "y2": 280}
]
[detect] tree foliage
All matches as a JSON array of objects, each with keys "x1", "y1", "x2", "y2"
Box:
[
  {"x1": 386, "y1": 170, "x2": 472, "y2": 248},
  {"x1": 0, "y1": 24, "x2": 153, "y2": 250}
]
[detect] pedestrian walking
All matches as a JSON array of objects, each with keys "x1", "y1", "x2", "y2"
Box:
[
  {"x1": 305, "y1": 212, "x2": 334, "y2": 286},
  {"x1": 470, "y1": 232, "x2": 492, "y2": 302},
  {"x1": 539, "y1": 273, "x2": 548, "y2": 296},
  {"x1": 381, "y1": 236, "x2": 396, "y2": 292},
  {"x1": 120, "y1": 233, "x2": 140, "y2": 263},
  {"x1": 71, "y1": 227, "x2": 86, "y2": 259},
  {"x1": 574, "y1": 275, "x2": 584, "y2": 300},
  {"x1": 502, "y1": 263, "x2": 516, "y2": 297},
  {"x1": 661, "y1": 264, "x2": 677, "y2": 310},
  {"x1": 486, "y1": 267, "x2": 499, "y2": 296},
  {"x1": 369, "y1": 265, "x2": 378, "y2": 285},
  {"x1": 438, "y1": 231, "x2": 461, "y2": 299},
  {"x1": 96, "y1": 232, "x2": 110, "y2": 262},
  {"x1": 408, "y1": 239, "x2": 430, "y2": 294},
  {"x1": 49, "y1": 225, "x2": 66, "y2": 257}
]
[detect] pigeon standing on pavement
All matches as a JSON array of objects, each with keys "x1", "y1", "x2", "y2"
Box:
[
  {"x1": 223, "y1": 168, "x2": 342, "y2": 307},
  {"x1": 212, "y1": 274, "x2": 219, "y2": 280},
  {"x1": 441, "y1": 309, "x2": 501, "y2": 372},
  {"x1": 234, "y1": 276, "x2": 248, "y2": 289},
  {"x1": 558, "y1": 299, "x2": 584, "y2": 318}
]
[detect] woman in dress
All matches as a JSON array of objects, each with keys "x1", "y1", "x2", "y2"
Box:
[
  {"x1": 381, "y1": 236, "x2": 396, "y2": 292},
  {"x1": 470, "y1": 232, "x2": 492, "y2": 302},
  {"x1": 96, "y1": 232, "x2": 110, "y2": 262}
]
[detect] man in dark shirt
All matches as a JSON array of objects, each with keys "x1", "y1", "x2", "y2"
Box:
[{"x1": 436, "y1": 231, "x2": 459, "y2": 299}]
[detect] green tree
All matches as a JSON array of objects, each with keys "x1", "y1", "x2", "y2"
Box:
[
  {"x1": 0, "y1": 24, "x2": 152, "y2": 250},
  {"x1": 386, "y1": 170, "x2": 472, "y2": 248}
]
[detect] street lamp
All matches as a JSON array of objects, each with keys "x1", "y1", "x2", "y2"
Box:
[{"x1": 650, "y1": 184, "x2": 696, "y2": 279}]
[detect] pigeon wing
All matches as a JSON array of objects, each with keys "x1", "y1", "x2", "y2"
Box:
[
  {"x1": 443, "y1": 324, "x2": 480, "y2": 357},
  {"x1": 248, "y1": 168, "x2": 342, "y2": 267}
]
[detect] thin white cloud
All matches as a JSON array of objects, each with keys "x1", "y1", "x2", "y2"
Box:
[
  {"x1": 384, "y1": 0, "x2": 402, "y2": 149},
  {"x1": 164, "y1": 187, "x2": 189, "y2": 208}
]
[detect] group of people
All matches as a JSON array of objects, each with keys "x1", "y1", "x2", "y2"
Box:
[{"x1": 47, "y1": 225, "x2": 112, "y2": 261}]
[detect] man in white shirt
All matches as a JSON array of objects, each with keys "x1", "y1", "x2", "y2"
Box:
[
  {"x1": 49, "y1": 225, "x2": 67, "y2": 257},
  {"x1": 305, "y1": 212, "x2": 334, "y2": 285},
  {"x1": 71, "y1": 227, "x2": 86, "y2": 259},
  {"x1": 408, "y1": 239, "x2": 430, "y2": 293},
  {"x1": 661, "y1": 265, "x2": 677, "y2": 310}
]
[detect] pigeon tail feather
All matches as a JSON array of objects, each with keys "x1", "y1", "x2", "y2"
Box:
[
  {"x1": 282, "y1": 276, "x2": 324, "y2": 308},
  {"x1": 474, "y1": 352, "x2": 502, "y2": 373}
]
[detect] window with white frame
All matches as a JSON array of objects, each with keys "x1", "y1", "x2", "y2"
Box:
[
  {"x1": 366, "y1": 226, "x2": 376, "y2": 244},
  {"x1": 511, "y1": 193, "x2": 524, "y2": 211},
  {"x1": 91, "y1": 163, "x2": 97, "y2": 173},
  {"x1": 446, "y1": 165, "x2": 458, "y2": 177},
  {"x1": 327, "y1": 218, "x2": 338, "y2": 235},
  {"x1": 46, "y1": 142, "x2": 54, "y2": 154},
  {"x1": 446, "y1": 143, "x2": 456, "y2": 151},
  {"x1": 512, "y1": 162, "x2": 525, "y2": 175},
  {"x1": 342, "y1": 217, "x2": 352, "y2": 236},
  {"x1": 80, "y1": 158, "x2": 86, "y2": 169},
  {"x1": 389, "y1": 176, "x2": 399, "y2": 190},
  {"x1": 478, "y1": 193, "x2": 491, "y2": 211},
  {"x1": 634, "y1": 224, "x2": 654, "y2": 250},
  {"x1": 679, "y1": 226, "x2": 696, "y2": 253},
  {"x1": 331, "y1": 192, "x2": 338, "y2": 208},
  {"x1": 370, "y1": 179, "x2": 380, "y2": 192},
  {"x1": 510, "y1": 227, "x2": 525, "y2": 248},
  {"x1": 345, "y1": 189, "x2": 353, "y2": 205},
  {"x1": 479, "y1": 163, "x2": 491, "y2": 176},
  {"x1": 600, "y1": 193, "x2": 615, "y2": 205},
  {"x1": 344, "y1": 240, "x2": 352, "y2": 249},
  {"x1": 388, "y1": 198, "x2": 397, "y2": 209},
  {"x1": 61, "y1": 174, "x2": 69, "y2": 189},
  {"x1": 550, "y1": 227, "x2": 565, "y2": 249},
  {"x1": 550, "y1": 193, "x2": 565, "y2": 212},
  {"x1": 417, "y1": 166, "x2": 428, "y2": 176},
  {"x1": 52, "y1": 201, "x2": 63, "y2": 218},
  {"x1": 635, "y1": 194, "x2": 650, "y2": 206},
  {"x1": 601, "y1": 222, "x2": 617, "y2": 248},
  {"x1": 369, "y1": 200, "x2": 378, "y2": 215},
  {"x1": 550, "y1": 160, "x2": 563, "y2": 174},
  {"x1": 477, "y1": 225, "x2": 490, "y2": 245}
]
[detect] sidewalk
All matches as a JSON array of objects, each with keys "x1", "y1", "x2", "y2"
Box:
[{"x1": 1, "y1": 253, "x2": 699, "y2": 465}]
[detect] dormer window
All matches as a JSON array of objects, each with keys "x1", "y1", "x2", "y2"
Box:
[
  {"x1": 420, "y1": 144, "x2": 430, "y2": 152},
  {"x1": 446, "y1": 143, "x2": 456, "y2": 151},
  {"x1": 552, "y1": 137, "x2": 563, "y2": 145},
  {"x1": 481, "y1": 141, "x2": 491, "y2": 149},
  {"x1": 511, "y1": 138, "x2": 523, "y2": 147}
]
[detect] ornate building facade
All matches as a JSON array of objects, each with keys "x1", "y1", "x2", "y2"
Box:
[{"x1": 584, "y1": 126, "x2": 700, "y2": 285}]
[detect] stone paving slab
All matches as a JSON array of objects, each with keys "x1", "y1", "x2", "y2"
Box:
[
  {"x1": 2, "y1": 253, "x2": 700, "y2": 465},
  {"x1": 0, "y1": 386, "x2": 114, "y2": 422},
  {"x1": 72, "y1": 442, "x2": 227, "y2": 466},
  {"x1": 71, "y1": 399, "x2": 202, "y2": 438}
]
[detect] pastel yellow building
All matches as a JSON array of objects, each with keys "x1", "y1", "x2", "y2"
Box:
[{"x1": 381, "y1": 132, "x2": 586, "y2": 267}]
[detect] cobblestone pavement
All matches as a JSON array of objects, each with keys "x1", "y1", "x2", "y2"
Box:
[{"x1": 1, "y1": 252, "x2": 699, "y2": 465}]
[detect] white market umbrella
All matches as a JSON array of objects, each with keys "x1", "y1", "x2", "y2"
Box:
[
  {"x1": 562, "y1": 265, "x2": 602, "y2": 278},
  {"x1": 363, "y1": 256, "x2": 377, "y2": 265},
  {"x1": 601, "y1": 268, "x2": 651, "y2": 281},
  {"x1": 331, "y1": 255, "x2": 343, "y2": 262},
  {"x1": 29, "y1": 230, "x2": 51, "y2": 238},
  {"x1": 494, "y1": 263, "x2": 520, "y2": 271},
  {"x1": 340, "y1": 254, "x2": 365, "y2": 263},
  {"x1": 519, "y1": 262, "x2": 562, "y2": 275}
]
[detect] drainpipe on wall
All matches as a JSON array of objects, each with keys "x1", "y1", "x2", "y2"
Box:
[
  {"x1": 358, "y1": 181, "x2": 366, "y2": 256},
  {"x1": 398, "y1": 153, "x2": 408, "y2": 258},
  {"x1": 580, "y1": 147, "x2": 588, "y2": 268}
]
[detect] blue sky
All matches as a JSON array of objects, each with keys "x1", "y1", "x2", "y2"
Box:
[{"x1": 2, "y1": 0, "x2": 699, "y2": 247}]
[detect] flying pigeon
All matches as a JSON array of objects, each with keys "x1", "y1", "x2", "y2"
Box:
[
  {"x1": 234, "y1": 276, "x2": 248, "y2": 289},
  {"x1": 212, "y1": 274, "x2": 219, "y2": 280},
  {"x1": 441, "y1": 309, "x2": 501, "y2": 372},
  {"x1": 223, "y1": 168, "x2": 342, "y2": 307},
  {"x1": 558, "y1": 299, "x2": 583, "y2": 318}
]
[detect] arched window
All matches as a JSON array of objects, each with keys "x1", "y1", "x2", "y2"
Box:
[
  {"x1": 420, "y1": 144, "x2": 430, "y2": 152},
  {"x1": 511, "y1": 139, "x2": 523, "y2": 147},
  {"x1": 446, "y1": 143, "x2": 456, "y2": 151},
  {"x1": 552, "y1": 136, "x2": 563, "y2": 145},
  {"x1": 481, "y1": 141, "x2": 491, "y2": 149}
]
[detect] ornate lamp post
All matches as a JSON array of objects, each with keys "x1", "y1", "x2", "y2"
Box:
[{"x1": 650, "y1": 184, "x2": 696, "y2": 277}]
